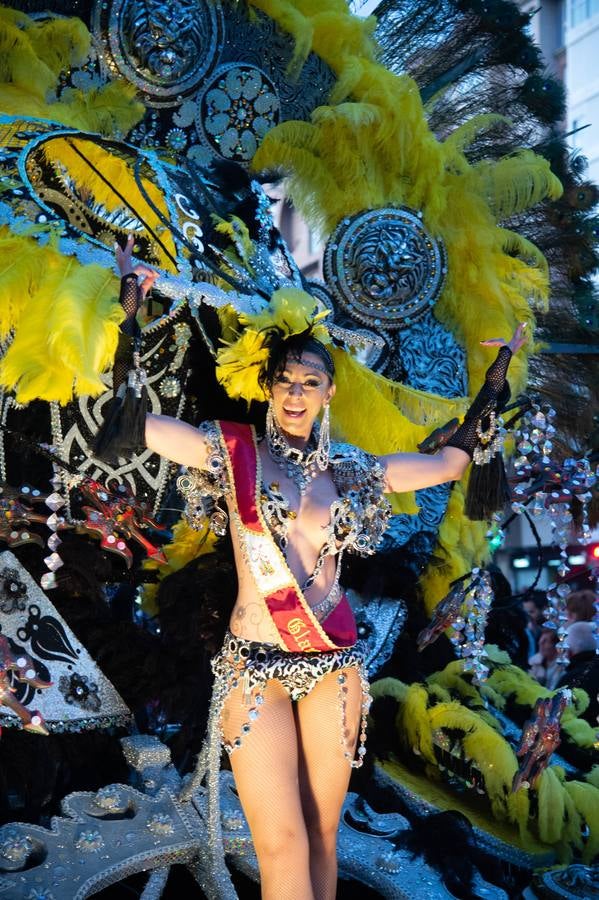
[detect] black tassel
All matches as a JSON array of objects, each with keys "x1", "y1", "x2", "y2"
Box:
[
  {"x1": 92, "y1": 384, "x2": 148, "y2": 465},
  {"x1": 465, "y1": 451, "x2": 510, "y2": 520}
]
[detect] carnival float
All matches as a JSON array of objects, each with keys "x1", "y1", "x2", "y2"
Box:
[{"x1": 0, "y1": 1, "x2": 597, "y2": 897}]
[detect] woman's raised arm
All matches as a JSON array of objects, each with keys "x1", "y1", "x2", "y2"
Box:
[
  {"x1": 379, "y1": 445, "x2": 469, "y2": 494},
  {"x1": 93, "y1": 236, "x2": 212, "y2": 470},
  {"x1": 379, "y1": 323, "x2": 528, "y2": 495},
  {"x1": 145, "y1": 413, "x2": 211, "y2": 469}
]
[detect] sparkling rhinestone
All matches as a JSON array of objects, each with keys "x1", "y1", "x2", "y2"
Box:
[
  {"x1": 43, "y1": 552, "x2": 63, "y2": 572},
  {"x1": 47, "y1": 533, "x2": 62, "y2": 551},
  {"x1": 40, "y1": 573, "x2": 57, "y2": 590},
  {"x1": 45, "y1": 492, "x2": 65, "y2": 511},
  {"x1": 46, "y1": 513, "x2": 64, "y2": 531}
]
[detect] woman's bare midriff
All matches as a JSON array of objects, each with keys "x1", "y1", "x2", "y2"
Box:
[{"x1": 226, "y1": 442, "x2": 341, "y2": 646}]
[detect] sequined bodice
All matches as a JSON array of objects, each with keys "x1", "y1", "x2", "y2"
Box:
[{"x1": 178, "y1": 421, "x2": 392, "y2": 566}]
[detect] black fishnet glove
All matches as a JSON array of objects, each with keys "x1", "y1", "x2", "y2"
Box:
[
  {"x1": 92, "y1": 274, "x2": 146, "y2": 463},
  {"x1": 113, "y1": 273, "x2": 142, "y2": 396},
  {"x1": 446, "y1": 346, "x2": 512, "y2": 458}
]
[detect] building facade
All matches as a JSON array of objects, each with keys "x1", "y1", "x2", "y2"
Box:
[{"x1": 523, "y1": 0, "x2": 599, "y2": 182}]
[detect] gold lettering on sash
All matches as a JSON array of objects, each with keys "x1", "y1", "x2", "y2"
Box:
[{"x1": 287, "y1": 617, "x2": 315, "y2": 651}]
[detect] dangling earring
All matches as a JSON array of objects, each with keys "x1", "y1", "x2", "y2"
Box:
[
  {"x1": 316, "y1": 403, "x2": 330, "y2": 471},
  {"x1": 266, "y1": 397, "x2": 277, "y2": 443}
]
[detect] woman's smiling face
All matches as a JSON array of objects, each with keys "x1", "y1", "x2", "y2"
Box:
[{"x1": 270, "y1": 351, "x2": 335, "y2": 440}]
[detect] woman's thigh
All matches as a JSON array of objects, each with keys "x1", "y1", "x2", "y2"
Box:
[
  {"x1": 221, "y1": 678, "x2": 307, "y2": 856},
  {"x1": 293, "y1": 666, "x2": 364, "y2": 835}
]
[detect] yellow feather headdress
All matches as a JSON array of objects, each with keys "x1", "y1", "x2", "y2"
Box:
[{"x1": 215, "y1": 287, "x2": 331, "y2": 404}]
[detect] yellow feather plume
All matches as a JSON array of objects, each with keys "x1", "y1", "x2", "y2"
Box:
[
  {"x1": 215, "y1": 328, "x2": 271, "y2": 405},
  {"x1": 0, "y1": 10, "x2": 143, "y2": 135},
  {"x1": 0, "y1": 229, "x2": 122, "y2": 403},
  {"x1": 537, "y1": 766, "x2": 566, "y2": 845},
  {"x1": 473, "y1": 151, "x2": 562, "y2": 220},
  {"x1": 215, "y1": 287, "x2": 330, "y2": 404},
  {"x1": 564, "y1": 781, "x2": 599, "y2": 863},
  {"x1": 370, "y1": 674, "x2": 597, "y2": 853},
  {"x1": 142, "y1": 517, "x2": 218, "y2": 617}
]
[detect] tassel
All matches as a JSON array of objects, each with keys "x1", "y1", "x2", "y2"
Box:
[
  {"x1": 92, "y1": 373, "x2": 148, "y2": 464},
  {"x1": 465, "y1": 451, "x2": 510, "y2": 520}
]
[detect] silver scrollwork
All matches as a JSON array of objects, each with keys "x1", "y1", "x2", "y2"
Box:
[
  {"x1": 93, "y1": 0, "x2": 224, "y2": 106},
  {"x1": 196, "y1": 64, "x2": 280, "y2": 162},
  {"x1": 324, "y1": 207, "x2": 447, "y2": 330}
]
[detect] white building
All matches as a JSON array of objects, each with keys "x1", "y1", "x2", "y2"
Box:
[
  {"x1": 523, "y1": 0, "x2": 599, "y2": 182},
  {"x1": 566, "y1": 1, "x2": 599, "y2": 180}
]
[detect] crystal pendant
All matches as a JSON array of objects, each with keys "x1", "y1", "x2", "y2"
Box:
[
  {"x1": 47, "y1": 533, "x2": 62, "y2": 551},
  {"x1": 46, "y1": 513, "x2": 65, "y2": 531},
  {"x1": 45, "y1": 492, "x2": 65, "y2": 511},
  {"x1": 43, "y1": 552, "x2": 64, "y2": 571},
  {"x1": 40, "y1": 572, "x2": 57, "y2": 590}
]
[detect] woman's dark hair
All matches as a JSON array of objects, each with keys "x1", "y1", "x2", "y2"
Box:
[{"x1": 258, "y1": 327, "x2": 335, "y2": 394}]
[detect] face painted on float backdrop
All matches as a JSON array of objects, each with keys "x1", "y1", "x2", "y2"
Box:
[{"x1": 270, "y1": 351, "x2": 336, "y2": 440}]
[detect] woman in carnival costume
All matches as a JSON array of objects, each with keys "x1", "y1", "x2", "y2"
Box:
[{"x1": 95, "y1": 236, "x2": 527, "y2": 900}]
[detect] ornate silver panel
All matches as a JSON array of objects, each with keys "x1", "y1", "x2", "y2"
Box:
[
  {"x1": 0, "y1": 734, "x2": 507, "y2": 900},
  {"x1": 93, "y1": 0, "x2": 225, "y2": 106},
  {"x1": 0, "y1": 551, "x2": 132, "y2": 733},
  {"x1": 50, "y1": 305, "x2": 195, "y2": 520},
  {"x1": 324, "y1": 206, "x2": 447, "y2": 330},
  {"x1": 348, "y1": 590, "x2": 408, "y2": 677},
  {"x1": 377, "y1": 312, "x2": 466, "y2": 553},
  {"x1": 537, "y1": 865, "x2": 599, "y2": 898},
  {"x1": 396, "y1": 310, "x2": 467, "y2": 396},
  {"x1": 196, "y1": 64, "x2": 280, "y2": 162},
  {"x1": 89, "y1": 1, "x2": 334, "y2": 166}
]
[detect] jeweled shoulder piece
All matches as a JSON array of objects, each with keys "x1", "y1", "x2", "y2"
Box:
[
  {"x1": 177, "y1": 420, "x2": 230, "y2": 535},
  {"x1": 329, "y1": 444, "x2": 391, "y2": 557}
]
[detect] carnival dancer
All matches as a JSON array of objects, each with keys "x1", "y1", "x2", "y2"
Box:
[{"x1": 94, "y1": 236, "x2": 527, "y2": 900}]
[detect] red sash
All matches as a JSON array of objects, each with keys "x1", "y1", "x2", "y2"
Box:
[{"x1": 219, "y1": 421, "x2": 357, "y2": 652}]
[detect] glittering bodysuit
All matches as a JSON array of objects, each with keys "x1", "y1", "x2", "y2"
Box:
[{"x1": 177, "y1": 420, "x2": 392, "y2": 898}]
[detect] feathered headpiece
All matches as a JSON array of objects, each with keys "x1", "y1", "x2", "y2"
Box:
[{"x1": 215, "y1": 287, "x2": 331, "y2": 404}]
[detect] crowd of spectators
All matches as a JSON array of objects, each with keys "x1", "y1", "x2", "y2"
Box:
[{"x1": 483, "y1": 577, "x2": 598, "y2": 726}]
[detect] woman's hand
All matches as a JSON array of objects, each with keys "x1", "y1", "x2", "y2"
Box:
[
  {"x1": 115, "y1": 234, "x2": 158, "y2": 299},
  {"x1": 480, "y1": 322, "x2": 528, "y2": 354}
]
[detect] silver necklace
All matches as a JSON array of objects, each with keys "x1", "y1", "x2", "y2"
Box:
[{"x1": 265, "y1": 401, "x2": 329, "y2": 495}]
